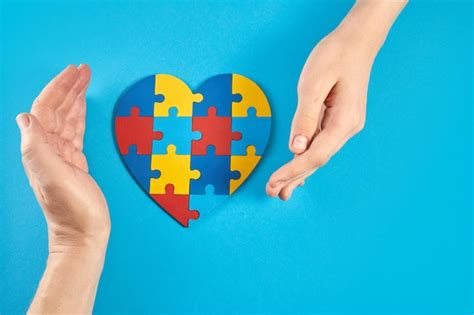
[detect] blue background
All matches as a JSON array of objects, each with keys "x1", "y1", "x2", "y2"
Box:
[{"x1": 0, "y1": 0, "x2": 472, "y2": 314}]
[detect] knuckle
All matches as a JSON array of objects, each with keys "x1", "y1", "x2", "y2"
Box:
[{"x1": 293, "y1": 112, "x2": 318, "y2": 131}]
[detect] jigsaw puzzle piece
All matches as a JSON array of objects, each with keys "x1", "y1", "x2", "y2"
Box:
[
  {"x1": 190, "y1": 146, "x2": 240, "y2": 195},
  {"x1": 193, "y1": 74, "x2": 240, "y2": 117},
  {"x1": 231, "y1": 108, "x2": 271, "y2": 155},
  {"x1": 153, "y1": 108, "x2": 202, "y2": 155},
  {"x1": 230, "y1": 146, "x2": 261, "y2": 194},
  {"x1": 151, "y1": 184, "x2": 199, "y2": 227},
  {"x1": 120, "y1": 145, "x2": 160, "y2": 192},
  {"x1": 154, "y1": 74, "x2": 203, "y2": 117},
  {"x1": 115, "y1": 106, "x2": 163, "y2": 155},
  {"x1": 115, "y1": 75, "x2": 164, "y2": 116},
  {"x1": 232, "y1": 74, "x2": 271, "y2": 117},
  {"x1": 150, "y1": 145, "x2": 200, "y2": 195},
  {"x1": 189, "y1": 185, "x2": 228, "y2": 219},
  {"x1": 191, "y1": 106, "x2": 241, "y2": 156}
]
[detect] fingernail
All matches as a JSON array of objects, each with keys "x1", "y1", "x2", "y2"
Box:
[
  {"x1": 16, "y1": 114, "x2": 30, "y2": 130},
  {"x1": 293, "y1": 135, "x2": 308, "y2": 150}
]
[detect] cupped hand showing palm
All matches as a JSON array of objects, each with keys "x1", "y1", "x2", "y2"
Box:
[{"x1": 17, "y1": 65, "x2": 110, "y2": 253}]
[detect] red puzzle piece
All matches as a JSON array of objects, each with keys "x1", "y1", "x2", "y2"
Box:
[
  {"x1": 151, "y1": 184, "x2": 200, "y2": 227},
  {"x1": 191, "y1": 106, "x2": 241, "y2": 155},
  {"x1": 115, "y1": 107, "x2": 163, "y2": 155}
]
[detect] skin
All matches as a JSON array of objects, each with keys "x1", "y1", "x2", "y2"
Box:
[
  {"x1": 17, "y1": 1, "x2": 406, "y2": 313},
  {"x1": 17, "y1": 65, "x2": 110, "y2": 314},
  {"x1": 266, "y1": 0, "x2": 408, "y2": 200}
]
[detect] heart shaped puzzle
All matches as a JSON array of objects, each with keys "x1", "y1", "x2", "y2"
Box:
[{"x1": 114, "y1": 74, "x2": 271, "y2": 227}]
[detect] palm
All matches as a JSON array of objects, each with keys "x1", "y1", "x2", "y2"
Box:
[{"x1": 31, "y1": 65, "x2": 90, "y2": 172}]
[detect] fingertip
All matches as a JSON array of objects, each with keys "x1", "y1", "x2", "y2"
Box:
[
  {"x1": 265, "y1": 182, "x2": 278, "y2": 198},
  {"x1": 78, "y1": 64, "x2": 91, "y2": 77},
  {"x1": 290, "y1": 146, "x2": 305, "y2": 155},
  {"x1": 268, "y1": 180, "x2": 280, "y2": 189},
  {"x1": 267, "y1": 173, "x2": 282, "y2": 189},
  {"x1": 291, "y1": 135, "x2": 309, "y2": 152},
  {"x1": 75, "y1": 64, "x2": 92, "y2": 94},
  {"x1": 16, "y1": 113, "x2": 30, "y2": 131},
  {"x1": 59, "y1": 64, "x2": 80, "y2": 81},
  {"x1": 279, "y1": 190, "x2": 291, "y2": 201},
  {"x1": 65, "y1": 64, "x2": 79, "y2": 73}
]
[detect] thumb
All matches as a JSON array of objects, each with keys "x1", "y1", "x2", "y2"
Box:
[
  {"x1": 16, "y1": 113, "x2": 65, "y2": 185},
  {"x1": 289, "y1": 81, "x2": 332, "y2": 154}
]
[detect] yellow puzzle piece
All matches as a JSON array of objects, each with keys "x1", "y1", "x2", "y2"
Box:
[
  {"x1": 230, "y1": 146, "x2": 261, "y2": 194},
  {"x1": 154, "y1": 74, "x2": 203, "y2": 117},
  {"x1": 150, "y1": 145, "x2": 201, "y2": 194},
  {"x1": 231, "y1": 74, "x2": 271, "y2": 117}
]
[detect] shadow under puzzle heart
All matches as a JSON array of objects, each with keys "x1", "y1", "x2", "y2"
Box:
[{"x1": 114, "y1": 74, "x2": 272, "y2": 227}]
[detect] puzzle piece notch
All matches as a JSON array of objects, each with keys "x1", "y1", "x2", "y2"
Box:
[
  {"x1": 231, "y1": 107, "x2": 271, "y2": 156},
  {"x1": 191, "y1": 106, "x2": 242, "y2": 156},
  {"x1": 230, "y1": 145, "x2": 261, "y2": 194},
  {"x1": 190, "y1": 146, "x2": 240, "y2": 195},
  {"x1": 150, "y1": 145, "x2": 201, "y2": 195},
  {"x1": 232, "y1": 73, "x2": 271, "y2": 117},
  {"x1": 120, "y1": 145, "x2": 161, "y2": 193},
  {"x1": 153, "y1": 107, "x2": 202, "y2": 155},
  {"x1": 154, "y1": 74, "x2": 203, "y2": 117},
  {"x1": 115, "y1": 75, "x2": 165, "y2": 117},
  {"x1": 115, "y1": 106, "x2": 163, "y2": 155},
  {"x1": 151, "y1": 184, "x2": 199, "y2": 227},
  {"x1": 193, "y1": 74, "x2": 241, "y2": 117},
  {"x1": 189, "y1": 184, "x2": 229, "y2": 220}
]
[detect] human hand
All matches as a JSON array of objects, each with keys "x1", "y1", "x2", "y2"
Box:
[
  {"x1": 266, "y1": 0, "x2": 407, "y2": 200},
  {"x1": 18, "y1": 65, "x2": 110, "y2": 313},
  {"x1": 16, "y1": 65, "x2": 110, "y2": 253}
]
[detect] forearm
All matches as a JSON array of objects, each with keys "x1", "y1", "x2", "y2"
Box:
[
  {"x1": 28, "y1": 249, "x2": 106, "y2": 314},
  {"x1": 335, "y1": 0, "x2": 408, "y2": 56}
]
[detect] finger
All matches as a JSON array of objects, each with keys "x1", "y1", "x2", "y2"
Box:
[
  {"x1": 31, "y1": 65, "x2": 80, "y2": 132},
  {"x1": 16, "y1": 113, "x2": 68, "y2": 187},
  {"x1": 55, "y1": 65, "x2": 91, "y2": 137},
  {"x1": 61, "y1": 64, "x2": 91, "y2": 142},
  {"x1": 268, "y1": 122, "x2": 350, "y2": 196},
  {"x1": 278, "y1": 178, "x2": 305, "y2": 201},
  {"x1": 289, "y1": 79, "x2": 334, "y2": 154},
  {"x1": 266, "y1": 168, "x2": 312, "y2": 198}
]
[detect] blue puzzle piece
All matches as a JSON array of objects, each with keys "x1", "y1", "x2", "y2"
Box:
[
  {"x1": 115, "y1": 75, "x2": 164, "y2": 117},
  {"x1": 231, "y1": 108, "x2": 271, "y2": 155},
  {"x1": 190, "y1": 146, "x2": 240, "y2": 195},
  {"x1": 152, "y1": 107, "x2": 202, "y2": 154},
  {"x1": 193, "y1": 74, "x2": 241, "y2": 117},
  {"x1": 189, "y1": 185, "x2": 228, "y2": 218},
  {"x1": 121, "y1": 145, "x2": 160, "y2": 192}
]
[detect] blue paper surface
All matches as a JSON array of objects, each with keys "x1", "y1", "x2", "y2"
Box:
[{"x1": 0, "y1": 1, "x2": 472, "y2": 313}]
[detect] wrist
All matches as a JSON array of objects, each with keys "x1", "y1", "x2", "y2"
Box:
[
  {"x1": 48, "y1": 228, "x2": 110, "y2": 256},
  {"x1": 334, "y1": 0, "x2": 408, "y2": 58},
  {"x1": 46, "y1": 214, "x2": 111, "y2": 255}
]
